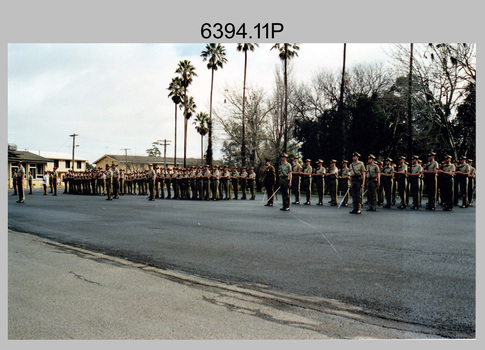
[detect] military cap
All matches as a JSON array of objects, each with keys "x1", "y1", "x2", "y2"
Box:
[
  {"x1": 106, "y1": 164, "x2": 111, "y2": 167},
  {"x1": 242, "y1": 166, "x2": 247, "y2": 169},
  {"x1": 250, "y1": 167, "x2": 255, "y2": 170},
  {"x1": 385, "y1": 157, "x2": 393, "y2": 162},
  {"x1": 460, "y1": 155, "x2": 467, "y2": 160},
  {"x1": 428, "y1": 152, "x2": 437, "y2": 157},
  {"x1": 330, "y1": 159, "x2": 337, "y2": 164},
  {"x1": 316, "y1": 159, "x2": 323, "y2": 164},
  {"x1": 234, "y1": 166, "x2": 238, "y2": 169},
  {"x1": 294, "y1": 155, "x2": 299, "y2": 159},
  {"x1": 224, "y1": 165, "x2": 229, "y2": 168},
  {"x1": 412, "y1": 155, "x2": 419, "y2": 160},
  {"x1": 305, "y1": 159, "x2": 312, "y2": 163},
  {"x1": 399, "y1": 156, "x2": 406, "y2": 160},
  {"x1": 368, "y1": 154, "x2": 376, "y2": 159},
  {"x1": 342, "y1": 160, "x2": 349, "y2": 164},
  {"x1": 352, "y1": 152, "x2": 361, "y2": 157},
  {"x1": 281, "y1": 153, "x2": 288, "y2": 158},
  {"x1": 467, "y1": 159, "x2": 473, "y2": 163},
  {"x1": 444, "y1": 155, "x2": 452, "y2": 159}
]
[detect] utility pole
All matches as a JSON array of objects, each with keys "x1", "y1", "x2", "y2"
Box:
[
  {"x1": 120, "y1": 148, "x2": 130, "y2": 171},
  {"x1": 157, "y1": 139, "x2": 171, "y2": 168},
  {"x1": 339, "y1": 43, "x2": 347, "y2": 161},
  {"x1": 69, "y1": 133, "x2": 78, "y2": 170}
]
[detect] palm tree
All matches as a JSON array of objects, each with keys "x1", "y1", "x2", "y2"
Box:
[
  {"x1": 175, "y1": 60, "x2": 198, "y2": 168},
  {"x1": 236, "y1": 43, "x2": 258, "y2": 166},
  {"x1": 271, "y1": 43, "x2": 300, "y2": 153},
  {"x1": 181, "y1": 95, "x2": 196, "y2": 168},
  {"x1": 201, "y1": 43, "x2": 228, "y2": 166},
  {"x1": 193, "y1": 112, "x2": 209, "y2": 164},
  {"x1": 167, "y1": 76, "x2": 183, "y2": 167}
]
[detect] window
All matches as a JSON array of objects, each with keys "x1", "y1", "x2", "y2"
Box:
[
  {"x1": 29, "y1": 164, "x2": 37, "y2": 179},
  {"x1": 77, "y1": 161, "x2": 82, "y2": 169},
  {"x1": 54, "y1": 159, "x2": 59, "y2": 168},
  {"x1": 36, "y1": 164, "x2": 44, "y2": 179},
  {"x1": 65, "y1": 160, "x2": 70, "y2": 169}
]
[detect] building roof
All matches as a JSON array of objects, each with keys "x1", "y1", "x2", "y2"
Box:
[
  {"x1": 25, "y1": 150, "x2": 87, "y2": 161},
  {"x1": 93, "y1": 154, "x2": 202, "y2": 166},
  {"x1": 8, "y1": 150, "x2": 52, "y2": 163}
]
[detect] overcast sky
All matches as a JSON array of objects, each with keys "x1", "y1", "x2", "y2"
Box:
[{"x1": 8, "y1": 43, "x2": 395, "y2": 164}]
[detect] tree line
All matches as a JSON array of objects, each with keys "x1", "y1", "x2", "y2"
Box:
[{"x1": 149, "y1": 43, "x2": 476, "y2": 181}]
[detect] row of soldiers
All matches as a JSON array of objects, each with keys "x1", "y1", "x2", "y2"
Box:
[
  {"x1": 63, "y1": 163, "x2": 259, "y2": 201},
  {"x1": 262, "y1": 152, "x2": 476, "y2": 213}
]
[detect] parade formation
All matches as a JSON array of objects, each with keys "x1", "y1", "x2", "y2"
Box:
[{"x1": 14, "y1": 151, "x2": 476, "y2": 215}]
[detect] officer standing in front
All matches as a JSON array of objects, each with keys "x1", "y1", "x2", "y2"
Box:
[
  {"x1": 326, "y1": 160, "x2": 338, "y2": 206},
  {"x1": 423, "y1": 152, "x2": 439, "y2": 210},
  {"x1": 349, "y1": 152, "x2": 366, "y2": 214}
]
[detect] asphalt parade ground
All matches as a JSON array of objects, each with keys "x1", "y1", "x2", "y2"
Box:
[{"x1": 7, "y1": 189, "x2": 476, "y2": 339}]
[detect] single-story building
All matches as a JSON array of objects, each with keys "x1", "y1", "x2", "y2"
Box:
[{"x1": 8, "y1": 145, "x2": 51, "y2": 189}]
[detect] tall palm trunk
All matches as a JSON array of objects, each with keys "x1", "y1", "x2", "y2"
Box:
[
  {"x1": 207, "y1": 69, "x2": 214, "y2": 166},
  {"x1": 183, "y1": 86, "x2": 188, "y2": 168},
  {"x1": 241, "y1": 50, "x2": 247, "y2": 166},
  {"x1": 174, "y1": 103, "x2": 177, "y2": 167}
]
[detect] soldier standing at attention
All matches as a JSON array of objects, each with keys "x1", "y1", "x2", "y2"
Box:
[
  {"x1": 438, "y1": 155, "x2": 455, "y2": 211},
  {"x1": 394, "y1": 156, "x2": 408, "y2": 209},
  {"x1": 248, "y1": 167, "x2": 256, "y2": 200},
  {"x1": 349, "y1": 152, "x2": 366, "y2": 214},
  {"x1": 291, "y1": 156, "x2": 302, "y2": 204},
  {"x1": 262, "y1": 158, "x2": 276, "y2": 207},
  {"x1": 231, "y1": 166, "x2": 239, "y2": 199},
  {"x1": 313, "y1": 160, "x2": 325, "y2": 206},
  {"x1": 12, "y1": 169, "x2": 18, "y2": 195},
  {"x1": 467, "y1": 159, "x2": 475, "y2": 206},
  {"x1": 202, "y1": 165, "x2": 211, "y2": 200},
  {"x1": 112, "y1": 164, "x2": 120, "y2": 199},
  {"x1": 365, "y1": 155, "x2": 380, "y2": 212},
  {"x1": 210, "y1": 166, "x2": 220, "y2": 201},
  {"x1": 455, "y1": 155, "x2": 470, "y2": 208},
  {"x1": 52, "y1": 167, "x2": 58, "y2": 196},
  {"x1": 407, "y1": 156, "x2": 423, "y2": 210},
  {"x1": 279, "y1": 153, "x2": 292, "y2": 211},
  {"x1": 326, "y1": 160, "x2": 338, "y2": 206},
  {"x1": 49, "y1": 171, "x2": 53, "y2": 193},
  {"x1": 240, "y1": 166, "x2": 248, "y2": 200},
  {"x1": 16, "y1": 161, "x2": 26, "y2": 203},
  {"x1": 105, "y1": 165, "x2": 113, "y2": 200},
  {"x1": 196, "y1": 166, "x2": 203, "y2": 200},
  {"x1": 380, "y1": 158, "x2": 394, "y2": 208},
  {"x1": 147, "y1": 164, "x2": 157, "y2": 201},
  {"x1": 301, "y1": 159, "x2": 313, "y2": 205},
  {"x1": 423, "y1": 152, "x2": 438, "y2": 210},
  {"x1": 338, "y1": 160, "x2": 350, "y2": 207},
  {"x1": 119, "y1": 169, "x2": 125, "y2": 196},
  {"x1": 221, "y1": 165, "x2": 231, "y2": 200},
  {"x1": 28, "y1": 171, "x2": 33, "y2": 194},
  {"x1": 190, "y1": 166, "x2": 197, "y2": 200}
]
